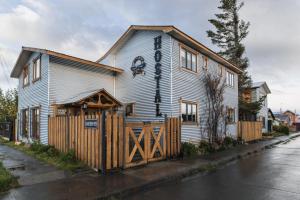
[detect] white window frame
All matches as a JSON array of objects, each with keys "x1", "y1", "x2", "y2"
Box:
[
  {"x1": 33, "y1": 55, "x2": 41, "y2": 82},
  {"x1": 180, "y1": 45, "x2": 198, "y2": 73},
  {"x1": 226, "y1": 70, "x2": 234, "y2": 87}
]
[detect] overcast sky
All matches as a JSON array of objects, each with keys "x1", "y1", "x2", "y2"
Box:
[{"x1": 0, "y1": 0, "x2": 299, "y2": 112}]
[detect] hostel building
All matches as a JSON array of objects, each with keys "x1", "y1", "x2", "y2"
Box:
[{"x1": 11, "y1": 25, "x2": 241, "y2": 145}]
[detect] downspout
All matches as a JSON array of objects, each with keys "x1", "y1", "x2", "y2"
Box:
[{"x1": 170, "y1": 36, "x2": 173, "y2": 116}]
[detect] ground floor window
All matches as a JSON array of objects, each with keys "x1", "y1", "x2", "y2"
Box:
[
  {"x1": 260, "y1": 116, "x2": 266, "y2": 128},
  {"x1": 181, "y1": 101, "x2": 197, "y2": 124},
  {"x1": 22, "y1": 109, "x2": 29, "y2": 137},
  {"x1": 32, "y1": 107, "x2": 40, "y2": 140},
  {"x1": 226, "y1": 107, "x2": 235, "y2": 123},
  {"x1": 125, "y1": 103, "x2": 135, "y2": 116}
]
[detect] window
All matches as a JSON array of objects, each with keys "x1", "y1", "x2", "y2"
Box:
[
  {"x1": 226, "y1": 71, "x2": 234, "y2": 87},
  {"x1": 202, "y1": 56, "x2": 208, "y2": 70},
  {"x1": 32, "y1": 107, "x2": 40, "y2": 140},
  {"x1": 22, "y1": 109, "x2": 29, "y2": 137},
  {"x1": 125, "y1": 103, "x2": 135, "y2": 116},
  {"x1": 23, "y1": 66, "x2": 29, "y2": 87},
  {"x1": 262, "y1": 117, "x2": 266, "y2": 128},
  {"x1": 180, "y1": 47, "x2": 197, "y2": 72},
  {"x1": 226, "y1": 107, "x2": 235, "y2": 123},
  {"x1": 181, "y1": 101, "x2": 197, "y2": 124},
  {"x1": 33, "y1": 55, "x2": 41, "y2": 81},
  {"x1": 218, "y1": 65, "x2": 223, "y2": 76}
]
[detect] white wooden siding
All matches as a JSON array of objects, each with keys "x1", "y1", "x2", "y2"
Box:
[
  {"x1": 49, "y1": 57, "x2": 115, "y2": 109},
  {"x1": 112, "y1": 31, "x2": 172, "y2": 121},
  {"x1": 171, "y1": 38, "x2": 238, "y2": 143},
  {"x1": 18, "y1": 52, "x2": 49, "y2": 144}
]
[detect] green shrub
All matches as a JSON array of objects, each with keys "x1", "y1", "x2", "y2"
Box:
[
  {"x1": 0, "y1": 162, "x2": 18, "y2": 192},
  {"x1": 222, "y1": 136, "x2": 237, "y2": 148},
  {"x1": 60, "y1": 149, "x2": 77, "y2": 163},
  {"x1": 273, "y1": 125, "x2": 289, "y2": 135},
  {"x1": 46, "y1": 146, "x2": 60, "y2": 157},
  {"x1": 199, "y1": 140, "x2": 215, "y2": 154},
  {"x1": 182, "y1": 142, "x2": 198, "y2": 157}
]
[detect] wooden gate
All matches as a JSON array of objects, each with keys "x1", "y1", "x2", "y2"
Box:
[{"x1": 123, "y1": 118, "x2": 180, "y2": 169}]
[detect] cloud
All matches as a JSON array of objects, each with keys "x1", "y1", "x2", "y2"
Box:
[{"x1": 0, "y1": 0, "x2": 299, "y2": 112}]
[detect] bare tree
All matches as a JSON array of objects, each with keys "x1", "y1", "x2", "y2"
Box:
[{"x1": 203, "y1": 73, "x2": 226, "y2": 143}]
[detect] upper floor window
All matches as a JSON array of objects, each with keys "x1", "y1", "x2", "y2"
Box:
[
  {"x1": 218, "y1": 65, "x2": 223, "y2": 76},
  {"x1": 180, "y1": 47, "x2": 197, "y2": 72},
  {"x1": 23, "y1": 66, "x2": 29, "y2": 87},
  {"x1": 181, "y1": 101, "x2": 197, "y2": 124},
  {"x1": 33, "y1": 55, "x2": 41, "y2": 82},
  {"x1": 226, "y1": 71, "x2": 234, "y2": 87},
  {"x1": 202, "y1": 56, "x2": 208, "y2": 71}
]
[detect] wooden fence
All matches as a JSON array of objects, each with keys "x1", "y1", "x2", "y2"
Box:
[
  {"x1": 238, "y1": 121, "x2": 262, "y2": 142},
  {"x1": 48, "y1": 112, "x2": 181, "y2": 171}
]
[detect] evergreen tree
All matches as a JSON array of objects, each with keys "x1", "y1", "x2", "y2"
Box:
[{"x1": 207, "y1": 0, "x2": 261, "y2": 120}]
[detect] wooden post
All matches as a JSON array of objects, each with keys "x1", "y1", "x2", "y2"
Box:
[
  {"x1": 66, "y1": 114, "x2": 70, "y2": 151},
  {"x1": 101, "y1": 111, "x2": 106, "y2": 174}
]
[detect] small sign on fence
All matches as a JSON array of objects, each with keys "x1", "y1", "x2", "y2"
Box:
[{"x1": 84, "y1": 119, "x2": 98, "y2": 128}]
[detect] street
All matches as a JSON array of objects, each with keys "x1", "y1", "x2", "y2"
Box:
[{"x1": 124, "y1": 137, "x2": 300, "y2": 200}]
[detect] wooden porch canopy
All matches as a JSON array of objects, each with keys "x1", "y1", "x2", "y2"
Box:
[{"x1": 53, "y1": 89, "x2": 122, "y2": 110}]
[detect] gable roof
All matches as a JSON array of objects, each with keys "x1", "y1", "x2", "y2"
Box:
[
  {"x1": 251, "y1": 81, "x2": 271, "y2": 94},
  {"x1": 97, "y1": 25, "x2": 242, "y2": 74},
  {"x1": 10, "y1": 47, "x2": 123, "y2": 78},
  {"x1": 54, "y1": 88, "x2": 122, "y2": 106}
]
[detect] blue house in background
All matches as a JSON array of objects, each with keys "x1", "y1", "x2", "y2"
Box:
[{"x1": 11, "y1": 25, "x2": 241, "y2": 144}]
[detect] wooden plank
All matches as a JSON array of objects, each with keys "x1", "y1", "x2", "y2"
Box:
[
  {"x1": 98, "y1": 112, "x2": 102, "y2": 170},
  {"x1": 177, "y1": 118, "x2": 180, "y2": 154},
  {"x1": 163, "y1": 124, "x2": 166, "y2": 158},
  {"x1": 95, "y1": 114, "x2": 99, "y2": 169},
  {"x1": 168, "y1": 118, "x2": 171, "y2": 157},
  {"x1": 106, "y1": 112, "x2": 112, "y2": 170},
  {"x1": 170, "y1": 118, "x2": 174, "y2": 156},
  {"x1": 125, "y1": 127, "x2": 129, "y2": 167},
  {"x1": 113, "y1": 113, "x2": 118, "y2": 168},
  {"x1": 118, "y1": 115, "x2": 123, "y2": 168},
  {"x1": 92, "y1": 122, "x2": 95, "y2": 168}
]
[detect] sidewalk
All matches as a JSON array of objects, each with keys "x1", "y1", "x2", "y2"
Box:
[
  {"x1": 0, "y1": 144, "x2": 69, "y2": 186},
  {"x1": 1, "y1": 133, "x2": 299, "y2": 200}
]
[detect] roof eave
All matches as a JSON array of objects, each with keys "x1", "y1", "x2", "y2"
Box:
[{"x1": 97, "y1": 25, "x2": 242, "y2": 74}]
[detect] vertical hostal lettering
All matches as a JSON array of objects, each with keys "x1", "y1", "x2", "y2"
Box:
[{"x1": 154, "y1": 35, "x2": 162, "y2": 116}]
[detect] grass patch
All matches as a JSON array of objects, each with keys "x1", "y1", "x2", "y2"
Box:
[
  {"x1": 0, "y1": 137, "x2": 86, "y2": 172},
  {"x1": 0, "y1": 161, "x2": 18, "y2": 192}
]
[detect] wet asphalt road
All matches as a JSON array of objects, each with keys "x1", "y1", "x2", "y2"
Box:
[{"x1": 124, "y1": 137, "x2": 300, "y2": 200}]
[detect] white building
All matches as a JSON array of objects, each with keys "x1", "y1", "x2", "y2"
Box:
[{"x1": 11, "y1": 25, "x2": 241, "y2": 144}]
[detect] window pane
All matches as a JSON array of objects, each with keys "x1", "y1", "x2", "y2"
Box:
[
  {"x1": 36, "y1": 58, "x2": 40, "y2": 78},
  {"x1": 218, "y1": 65, "x2": 222, "y2": 76},
  {"x1": 180, "y1": 49, "x2": 186, "y2": 68},
  {"x1": 181, "y1": 103, "x2": 187, "y2": 122},
  {"x1": 187, "y1": 104, "x2": 192, "y2": 121},
  {"x1": 186, "y1": 52, "x2": 191, "y2": 70},
  {"x1": 192, "y1": 54, "x2": 196, "y2": 72},
  {"x1": 192, "y1": 104, "x2": 197, "y2": 122}
]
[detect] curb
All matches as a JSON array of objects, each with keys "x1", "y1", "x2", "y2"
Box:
[{"x1": 98, "y1": 133, "x2": 300, "y2": 199}]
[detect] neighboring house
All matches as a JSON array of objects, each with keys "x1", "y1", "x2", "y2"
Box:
[
  {"x1": 268, "y1": 108, "x2": 275, "y2": 132},
  {"x1": 242, "y1": 82, "x2": 271, "y2": 133},
  {"x1": 274, "y1": 112, "x2": 291, "y2": 126},
  {"x1": 295, "y1": 115, "x2": 300, "y2": 132},
  {"x1": 11, "y1": 25, "x2": 241, "y2": 144},
  {"x1": 283, "y1": 110, "x2": 296, "y2": 124}
]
